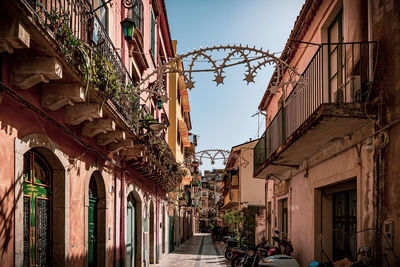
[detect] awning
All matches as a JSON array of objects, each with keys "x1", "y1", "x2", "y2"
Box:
[{"x1": 179, "y1": 76, "x2": 191, "y2": 112}]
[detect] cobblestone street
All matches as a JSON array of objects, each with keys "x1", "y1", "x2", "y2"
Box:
[{"x1": 153, "y1": 234, "x2": 228, "y2": 267}]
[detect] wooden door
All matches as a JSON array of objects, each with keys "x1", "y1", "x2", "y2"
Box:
[
  {"x1": 126, "y1": 201, "x2": 135, "y2": 267},
  {"x1": 23, "y1": 150, "x2": 52, "y2": 267},
  {"x1": 88, "y1": 197, "x2": 97, "y2": 266}
]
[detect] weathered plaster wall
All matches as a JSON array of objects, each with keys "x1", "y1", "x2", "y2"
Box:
[
  {"x1": 371, "y1": 0, "x2": 400, "y2": 264},
  {"x1": 0, "y1": 114, "x2": 17, "y2": 264},
  {"x1": 282, "y1": 124, "x2": 374, "y2": 266}
]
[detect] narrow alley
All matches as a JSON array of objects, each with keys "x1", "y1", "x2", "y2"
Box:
[{"x1": 153, "y1": 234, "x2": 228, "y2": 267}]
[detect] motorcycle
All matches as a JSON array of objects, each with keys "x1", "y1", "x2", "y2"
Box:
[{"x1": 238, "y1": 240, "x2": 269, "y2": 267}]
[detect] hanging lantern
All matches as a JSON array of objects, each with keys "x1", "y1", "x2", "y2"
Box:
[
  {"x1": 120, "y1": 17, "x2": 135, "y2": 41},
  {"x1": 157, "y1": 99, "x2": 163, "y2": 109}
]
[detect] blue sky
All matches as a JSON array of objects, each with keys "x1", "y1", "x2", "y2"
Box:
[{"x1": 165, "y1": 0, "x2": 305, "y2": 172}]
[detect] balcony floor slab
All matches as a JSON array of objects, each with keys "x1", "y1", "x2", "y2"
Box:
[{"x1": 255, "y1": 103, "x2": 375, "y2": 178}]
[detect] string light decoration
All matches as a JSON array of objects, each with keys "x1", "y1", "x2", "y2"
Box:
[
  {"x1": 193, "y1": 149, "x2": 249, "y2": 168},
  {"x1": 131, "y1": 45, "x2": 307, "y2": 102}
]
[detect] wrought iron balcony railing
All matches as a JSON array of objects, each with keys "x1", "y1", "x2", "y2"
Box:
[
  {"x1": 22, "y1": 0, "x2": 139, "y2": 124},
  {"x1": 254, "y1": 42, "x2": 377, "y2": 173}
]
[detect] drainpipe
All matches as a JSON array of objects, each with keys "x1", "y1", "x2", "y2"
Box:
[
  {"x1": 367, "y1": 0, "x2": 380, "y2": 262},
  {"x1": 120, "y1": 172, "x2": 125, "y2": 265},
  {"x1": 113, "y1": 170, "x2": 118, "y2": 267}
]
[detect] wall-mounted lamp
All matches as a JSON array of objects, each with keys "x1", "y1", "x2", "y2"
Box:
[
  {"x1": 157, "y1": 99, "x2": 163, "y2": 110},
  {"x1": 120, "y1": 17, "x2": 135, "y2": 41}
]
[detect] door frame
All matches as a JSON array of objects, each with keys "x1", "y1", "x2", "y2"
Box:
[
  {"x1": 84, "y1": 168, "x2": 108, "y2": 267},
  {"x1": 15, "y1": 133, "x2": 70, "y2": 267},
  {"x1": 125, "y1": 184, "x2": 144, "y2": 267}
]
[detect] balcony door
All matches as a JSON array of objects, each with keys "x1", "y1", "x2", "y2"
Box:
[{"x1": 328, "y1": 11, "x2": 344, "y2": 103}]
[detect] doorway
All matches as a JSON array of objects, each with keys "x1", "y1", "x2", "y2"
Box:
[
  {"x1": 162, "y1": 206, "x2": 165, "y2": 254},
  {"x1": 86, "y1": 171, "x2": 106, "y2": 267},
  {"x1": 332, "y1": 189, "x2": 357, "y2": 261},
  {"x1": 126, "y1": 190, "x2": 142, "y2": 267},
  {"x1": 126, "y1": 194, "x2": 136, "y2": 267},
  {"x1": 149, "y1": 201, "x2": 155, "y2": 264},
  {"x1": 88, "y1": 176, "x2": 98, "y2": 267},
  {"x1": 23, "y1": 150, "x2": 52, "y2": 266}
]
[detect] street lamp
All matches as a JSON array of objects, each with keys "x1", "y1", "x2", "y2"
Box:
[{"x1": 120, "y1": 17, "x2": 135, "y2": 41}]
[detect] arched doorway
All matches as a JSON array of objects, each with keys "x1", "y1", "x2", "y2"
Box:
[
  {"x1": 149, "y1": 201, "x2": 155, "y2": 264},
  {"x1": 23, "y1": 149, "x2": 52, "y2": 266},
  {"x1": 86, "y1": 171, "x2": 106, "y2": 267},
  {"x1": 15, "y1": 134, "x2": 69, "y2": 266}
]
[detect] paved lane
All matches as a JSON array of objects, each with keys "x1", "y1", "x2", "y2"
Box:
[{"x1": 153, "y1": 233, "x2": 228, "y2": 267}]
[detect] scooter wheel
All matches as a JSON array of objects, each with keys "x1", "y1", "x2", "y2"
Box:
[
  {"x1": 225, "y1": 249, "x2": 233, "y2": 260},
  {"x1": 231, "y1": 256, "x2": 241, "y2": 267}
]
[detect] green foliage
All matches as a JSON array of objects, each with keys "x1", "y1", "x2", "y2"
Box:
[
  {"x1": 221, "y1": 206, "x2": 264, "y2": 244},
  {"x1": 47, "y1": 10, "x2": 125, "y2": 109}
]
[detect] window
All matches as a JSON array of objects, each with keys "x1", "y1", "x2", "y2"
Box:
[
  {"x1": 132, "y1": 0, "x2": 143, "y2": 33},
  {"x1": 150, "y1": 8, "x2": 156, "y2": 59},
  {"x1": 328, "y1": 11, "x2": 344, "y2": 103},
  {"x1": 93, "y1": 0, "x2": 109, "y2": 31}
]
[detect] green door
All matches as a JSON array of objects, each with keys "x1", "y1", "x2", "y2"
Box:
[
  {"x1": 169, "y1": 216, "x2": 174, "y2": 253},
  {"x1": 127, "y1": 202, "x2": 135, "y2": 267},
  {"x1": 23, "y1": 150, "x2": 51, "y2": 267},
  {"x1": 88, "y1": 197, "x2": 97, "y2": 266}
]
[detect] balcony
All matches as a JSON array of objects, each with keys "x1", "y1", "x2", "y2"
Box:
[
  {"x1": 0, "y1": 0, "x2": 177, "y2": 190},
  {"x1": 254, "y1": 42, "x2": 377, "y2": 178},
  {"x1": 221, "y1": 188, "x2": 239, "y2": 210}
]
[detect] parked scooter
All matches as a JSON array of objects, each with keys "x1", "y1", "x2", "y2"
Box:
[
  {"x1": 224, "y1": 237, "x2": 238, "y2": 260},
  {"x1": 258, "y1": 230, "x2": 300, "y2": 267},
  {"x1": 230, "y1": 245, "x2": 248, "y2": 266},
  {"x1": 309, "y1": 246, "x2": 374, "y2": 267},
  {"x1": 238, "y1": 239, "x2": 269, "y2": 267}
]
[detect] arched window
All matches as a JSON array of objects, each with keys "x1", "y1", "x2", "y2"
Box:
[{"x1": 23, "y1": 150, "x2": 52, "y2": 266}]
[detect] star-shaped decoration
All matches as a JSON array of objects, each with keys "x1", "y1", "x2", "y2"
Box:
[
  {"x1": 213, "y1": 74, "x2": 226, "y2": 86},
  {"x1": 185, "y1": 80, "x2": 195, "y2": 90},
  {"x1": 243, "y1": 72, "x2": 256, "y2": 84}
]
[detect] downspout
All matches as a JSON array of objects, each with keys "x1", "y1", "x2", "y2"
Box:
[
  {"x1": 120, "y1": 172, "x2": 126, "y2": 265},
  {"x1": 367, "y1": 0, "x2": 381, "y2": 262},
  {"x1": 113, "y1": 170, "x2": 118, "y2": 267}
]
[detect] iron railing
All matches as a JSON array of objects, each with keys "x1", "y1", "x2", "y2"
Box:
[
  {"x1": 254, "y1": 42, "x2": 377, "y2": 173},
  {"x1": 22, "y1": 0, "x2": 139, "y2": 124}
]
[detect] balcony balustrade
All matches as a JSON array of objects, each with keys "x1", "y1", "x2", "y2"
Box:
[
  {"x1": 254, "y1": 42, "x2": 377, "y2": 177},
  {"x1": 22, "y1": 0, "x2": 139, "y2": 124}
]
